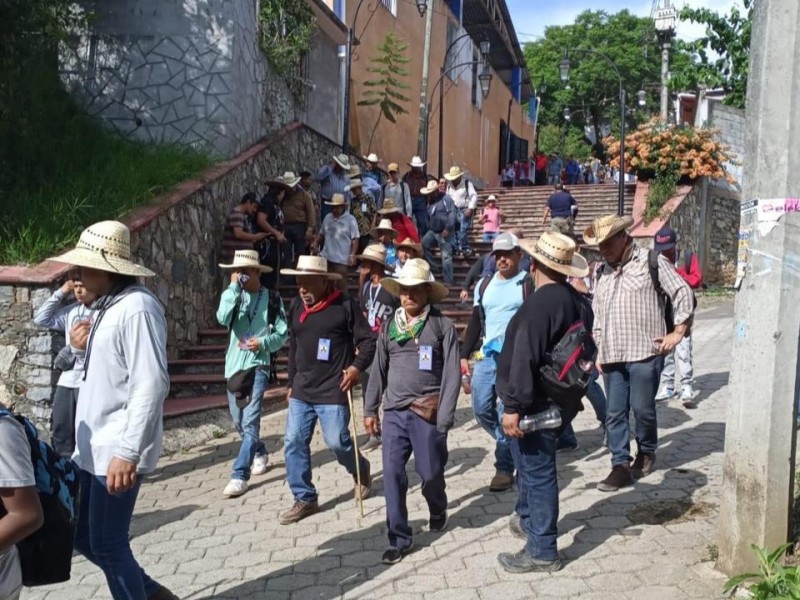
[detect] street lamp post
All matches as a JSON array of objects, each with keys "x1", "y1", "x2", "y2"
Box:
[
  {"x1": 342, "y1": 0, "x2": 428, "y2": 151},
  {"x1": 654, "y1": 0, "x2": 677, "y2": 122},
  {"x1": 559, "y1": 49, "x2": 627, "y2": 216}
]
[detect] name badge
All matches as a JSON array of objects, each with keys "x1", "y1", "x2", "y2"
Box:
[
  {"x1": 361, "y1": 201, "x2": 368, "y2": 213},
  {"x1": 367, "y1": 308, "x2": 377, "y2": 329},
  {"x1": 419, "y1": 345, "x2": 433, "y2": 371},
  {"x1": 317, "y1": 338, "x2": 331, "y2": 361}
]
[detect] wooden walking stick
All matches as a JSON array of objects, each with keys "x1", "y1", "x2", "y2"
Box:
[{"x1": 346, "y1": 383, "x2": 365, "y2": 519}]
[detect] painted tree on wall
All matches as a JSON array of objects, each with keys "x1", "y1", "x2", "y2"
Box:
[{"x1": 357, "y1": 32, "x2": 411, "y2": 153}]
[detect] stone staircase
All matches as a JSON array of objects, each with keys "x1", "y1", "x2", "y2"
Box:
[{"x1": 164, "y1": 182, "x2": 635, "y2": 417}]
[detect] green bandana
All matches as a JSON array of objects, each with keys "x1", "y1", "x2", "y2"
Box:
[{"x1": 388, "y1": 305, "x2": 430, "y2": 344}]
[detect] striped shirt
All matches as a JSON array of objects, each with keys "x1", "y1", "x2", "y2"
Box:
[
  {"x1": 221, "y1": 208, "x2": 255, "y2": 263},
  {"x1": 315, "y1": 165, "x2": 351, "y2": 201},
  {"x1": 592, "y1": 245, "x2": 694, "y2": 364}
]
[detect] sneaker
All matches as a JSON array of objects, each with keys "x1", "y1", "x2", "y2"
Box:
[
  {"x1": 354, "y1": 461, "x2": 372, "y2": 501},
  {"x1": 222, "y1": 479, "x2": 248, "y2": 498},
  {"x1": 148, "y1": 585, "x2": 181, "y2": 600},
  {"x1": 251, "y1": 454, "x2": 269, "y2": 475},
  {"x1": 381, "y1": 544, "x2": 414, "y2": 565},
  {"x1": 279, "y1": 500, "x2": 320, "y2": 525},
  {"x1": 508, "y1": 514, "x2": 526, "y2": 540},
  {"x1": 489, "y1": 470, "x2": 514, "y2": 492},
  {"x1": 631, "y1": 452, "x2": 656, "y2": 479},
  {"x1": 497, "y1": 549, "x2": 562, "y2": 573},
  {"x1": 597, "y1": 465, "x2": 635, "y2": 492},
  {"x1": 429, "y1": 511, "x2": 448, "y2": 532},
  {"x1": 655, "y1": 387, "x2": 675, "y2": 402},
  {"x1": 362, "y1": 435, "x2": 382, "y2": 452},
  {"x1": 681, "y1": 387, "x2": 697, "y2": 409}
]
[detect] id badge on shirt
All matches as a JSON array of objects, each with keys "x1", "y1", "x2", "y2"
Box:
[
  {"x1": 418, "y1": 345, "x2": 433, "y2": 371},
  {"x1": 361, "y1": 201, "x2": 368, "y2": 213},
  {"x1": 317, "y1": 338, "x2": 331, "y2": 361}
]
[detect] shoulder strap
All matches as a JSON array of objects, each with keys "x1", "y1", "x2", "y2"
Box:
[
  {"x1": 649, "y1": 250, "x2": 666, "y2": 299},
  {"x1": 519, "y1": 273, "x2": 534, "y2": 301},
  {"x1": 267, "y1": 289, "x2": 282, "y2": 327},
  {"x1": 477, "y1": 276, "x2": 492, "y2": 320},
  {"x1": 227, "y1": 290, "x2": 244, "y2": 333},
  {"x1": 344, "y1": 295, "x2": 356, "y2": 335},
  {"x1": 683, "y1": 250, "x2": 694, "y2": 273}
]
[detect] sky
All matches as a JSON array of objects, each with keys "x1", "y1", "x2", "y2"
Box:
[{"x1": 506, "y1": 0, "x2": 746, "y2": 44}]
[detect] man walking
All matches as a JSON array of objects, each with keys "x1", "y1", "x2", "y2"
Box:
[
  {"x1": 312, "y1": 193, "x2": 359, "y2": 290},
  {"x1": 542, "y1": 184, "x2": 578, "y2": 236},
  {"x1": 381, "y1": 163, "x2": 412, "y2": 216},
  {"x1": 584, "y1": 215, "x2": 694, "y2": 491},
  {"x1": 221, "y1": 192, "x2": 268, "y2": 263},
  {"x1": 420, "y1": 179, "x2": 456, "y2": 284},
  {"x1": 547, "y1": 153, "x2": 563, "y2": 185},
  {"x1": 364, "y1": 259, "x2": 460, "y2": 564},
  {"x1": 315, "y1": 154, "x2": 352, "y2": 220},
  {"x1": 461, "y1": 233, "x2": 532, "y2": 492},
  {"x1": 346, "y1": 179, "x2": 378, "y2": 254},
  {"x1": 403, "y1": 156, "x2": 430, "y2": 235},
  {"x1": 495, "y1": 232, "x2": 591, "y2": 573},
  {"x1": 217, "y1": 250, "x2": 288, "y2": 497},
  {"x1": 444, "y1": 166, "x2": 478, "y2": 258},
  {"x1": 281, "y1": 171, "x2": 316, "y2": 268},
  {"x1": 278, "y1": 256, "x2": 376, "y2": 524}
]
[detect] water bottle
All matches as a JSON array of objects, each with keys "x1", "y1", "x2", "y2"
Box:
[{"x1": 519, "y1": 405, "x2": 562, "y2": 434}]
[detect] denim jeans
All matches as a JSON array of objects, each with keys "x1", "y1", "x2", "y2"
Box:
[
  {"x1": 454, "y1": 209, "x2": 472, "y2": 253},
  {"x1": 75, "y1": 471, "x2": 161, "y2": 600},
  {"x1": 422, "y1": 230, "x2": 454, "y2": 284},
  {"x1": 559, "y1": 369, "x2": 607, "y2": 446},
  {"x1": 482, "y1": 231, "x2": 499, "y2": 243},
  {"x1": 411, "y1": 195, "x2": 428, "y2": 236},
  {"x1": 284, "y1": 223, "x2": 308, "y2": 268},
  {"x1": 512, "y1": 427, "x2": 560, "y2": 561},
  {"x1": 659, "y1": 334, "x2": 694, "y2": 390},
  {"x1": 604, "y1": 355, "x2": 663, "y2": 466},
  {"x1": 284, "y1": 399, "x2": 369, "y2": 502},
  {"x1": 227, "y1": 368, "x2": 268, "y2": 481},
  {"x1": 471, "y1": 358, "x2": 515, "y2": 474}
]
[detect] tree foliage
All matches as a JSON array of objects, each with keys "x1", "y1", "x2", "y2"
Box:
[
  {"x1": 357, "y1": 32, "x2": 411, "y2": 153},
  {"x1": 536, "y1": 124, "x2": 592, "y2": 161},
  {"x1": 258, "y1": 0, "x2": 316, "y2": 101}
]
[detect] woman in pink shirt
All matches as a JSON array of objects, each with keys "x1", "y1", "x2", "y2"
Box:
[{"x1": 479, "y1": 195, "x2": 502, "y2": 242}]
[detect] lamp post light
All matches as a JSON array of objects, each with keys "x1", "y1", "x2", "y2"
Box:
[
  {"x1": 559, "y1": 50, "x2": 627, "y2": 216},
  {"x1": 654, "y1": 0, "x2": 677, "y2": 121},
  {"x1": 563, "y1": 106, "x2": 571, "y2": 121},
  {"x1": 637, "y1": 89, "x2": 647, "y2": 107},
  {"x1": 415, "y1": 0, "x2": 429, "y2": 17}
]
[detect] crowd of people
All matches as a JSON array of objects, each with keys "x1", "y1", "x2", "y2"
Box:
[
  {"x1": 0, "y1": 150, "x2": 706, "y2": 599},
  {"x1": 502, "y1": 152, "x2": 611, "y2": 188}
]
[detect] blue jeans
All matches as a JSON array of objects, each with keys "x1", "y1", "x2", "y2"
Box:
[
  {"x1": 604, "y1": 355, "x2": 663, "y2": 466},
  {"x1": 227, "y1": 368, "x2": 268, "y2": 481},
  {"x1": 411, "y1": 195, "x2": 428, "y2": 236},
  {"x1": 454, "y1": 209, "x2": 472, "y2": 253},
  {"x1": 284, "y1": 399, "x2": 369, "y2": 502},
  {"x1": 482, "y1": 231, "x2": 498, "y2": 243},
  {"x1": 471, "y1": 358, "x2": 514, "y2": 474},
  {"x1": 75, "y1": 471, "x2": 161, "y2": 600},
  {"x1": 559, "y1": 369, "x2": 607, "y2": 446},
  {"x1": 422, "y1": 230, "x2": 454, "y2": 284},
  {"x1": 513, "y1": 428, "x2": 559, "y2": 561}
]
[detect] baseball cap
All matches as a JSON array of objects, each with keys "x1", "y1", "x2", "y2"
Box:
[
  {"x1": 653, "y1": 227, "x2": 677, "y2": 251},
  {"x1": 387, "y1": 162, "x2": 399, "y2": 173},
  {"x1": 490, "y1": 232, "x2": 520, "y2": 255}
]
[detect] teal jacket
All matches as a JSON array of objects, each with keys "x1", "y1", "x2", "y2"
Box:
[{"x1": 216, "y1": 283, "x2": 289, "y2": 379}]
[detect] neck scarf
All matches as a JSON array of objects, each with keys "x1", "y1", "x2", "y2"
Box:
[
  {"x1": 389, "y1": 305, "x2": 431, "y2": 344},
  {"x1": 299, "y1": 288, "x2": 342, "y2": 323}
]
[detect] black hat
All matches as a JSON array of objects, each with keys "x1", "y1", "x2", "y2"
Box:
[
  {"x1": 227, "y1": 367, "x2": 256, "y2": 409},
  {"x1": 654, "y1": 227, "x2": 677, "y2": 251}
]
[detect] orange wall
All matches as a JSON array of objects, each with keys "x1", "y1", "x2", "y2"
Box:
[{"x1": 341, "y1": 0, "x2": 534, "y2": 183}]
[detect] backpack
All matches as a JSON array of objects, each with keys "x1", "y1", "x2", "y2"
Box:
[
  {"x1": 0, "y1": 409, "x2": 80, "y2": 587},
  {"x1": 648, "y1": 250, "x2": 697, "y2": 334},
  {"x1": 538, "y1": 292, "x2": 598, "y2": 411},
  {"x1": 477, "y1": 273, "x2": 534, "y2": 342}
]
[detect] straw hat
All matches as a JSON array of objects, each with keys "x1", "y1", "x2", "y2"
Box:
[
  {"x1": 50, "y1": 220, "x2": 155, "y2": 277},
  {"x1": 383, "y1": 259, "x2": 449, "y2": 302},
  {"x1": 582, "y1": 214, "x2": 634, "y2": 245},
  {"x1": 333, "y1": 154, "x2": 351, "y2": 169},
  {"x1": 387, "y1": 162, "x2": 400, "y2": 173},
  {"x1": 324, "y1": 193, "x2": 347, "y2": 206},
  {"x1": 363, "y1": 153, "x2": 380, "y2": 164},
  {"x1": 520, "y1": 232, "x2": 589, "y2": 278},
  {"x1": 443, "y1": 166, "x2": 464, "y2": 181},
  {"x1": 486, "y1": 194, "x2": 497, "y2": 203},
  {"x1": 218, "y1": 249, "x2": 272, "y2": 273},
  {"x1": 408, "y1": 156, "x2": 427, "y2": 168},
  {"x1": 280, "y1": 255, "x2": 342, "y2": 279},
  {"x1": 349, "y1": 165, "x2": 362, "y2": 178},
  {"x1": 369, "y1": 218, "x2": 399, "y2": 239},
  {"x1": 269, "y1": 171, "x2": 301, "y2": 188},
  {"x1": 378, "y1": 199, "x2": 402, "y2": 215},
  {"x1": 345, "y1": 179, "x2": 363, "y2": 192},
  {"x1": 356, "y1": 243, "x2": 387, "y2": 267},
  {"x1": 419, "y1": 180, "x2": 439, "y2": 195},
  {"x1": 396, "y1": 238, "x2": 423, "y2": 255}
]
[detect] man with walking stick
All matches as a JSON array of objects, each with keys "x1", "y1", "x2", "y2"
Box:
[
  {"x1": 278, "y1": 256, "x2": 377, "y2": 525},
  {"x1": 364, "y1": 259, "x2": 461, "y2": 564}
]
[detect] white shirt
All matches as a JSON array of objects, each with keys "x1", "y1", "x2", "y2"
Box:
[
  {"x1": 447, "y1": 180, "x2": 478, "y2": 210},
  {"x1": 320, "y1": 212, "x2": 359, "y2": 266}
]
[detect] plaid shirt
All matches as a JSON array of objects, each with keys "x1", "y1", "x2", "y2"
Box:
[{"x1": 592, "y1": 245, "x2": 694, "y2": 365}]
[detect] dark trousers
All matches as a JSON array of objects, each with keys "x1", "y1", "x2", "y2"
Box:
[
  {"x1": 52, "y1": 385, "x2": 78, "y2": 457},
  {"x1": 411, "y1": 195, "x2": 428, "y2": 236},
  {"x1": 284, "y1": 223, "x2": 308, "y2": 267},
  {"x1": 382, "y1": 408, "x2": 448, "y2": 550}
]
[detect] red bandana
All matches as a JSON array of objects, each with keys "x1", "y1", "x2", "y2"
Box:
[{"x1": 299, "y1": 289, "x2": 342, "y2": 323}]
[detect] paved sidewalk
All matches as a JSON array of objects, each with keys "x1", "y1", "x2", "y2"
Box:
[{"x1": 23, "y1": 300, "x2": 734, "y2": 600}]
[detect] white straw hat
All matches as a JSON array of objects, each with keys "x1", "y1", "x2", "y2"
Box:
[
  {"x1": 324, "y1": 193, "x2": 348, "y2": 206},
  {"x1": 382, "y1": 259, "x2": 449, "y2": 302},
  {"x1": 280, "y1": 255, "x2": 342, "y2": 279},
  {"x1": 369, "y1": 218, "x2": 399, "y2": 240},
  {"x1": 333, "y1": 154, "x2": 351, "y2": 169},
  {"x1": 363, "y1": 153, "x2": 380, "y2": 163},
  {"x1": 519, "y1": 232, "x2": 589, "y2": 278},
  {"x1": 443, "y1": 166, "x2": 465, "y2": 181},
  {"x1": 49, "y1": 220, "x2": 154, "y2": 277},
  {"x1": 345, "y1": 179, "x2": 363, "y2": 192},
  {"x1": 377, "y1": 199, "x2": 402, "y2": 215},
  {"x1": 218, "y1": 250, "x2": 272, "y2": 273},
  {"x1": 408, "y1": 156, "x2": 427, "y2": 168},
  {"x1": 270, "y1": 171, "x2": 301, "y2": 188},
  {"x1": 420, "y1": 180, "x2": 439, "y2": 195},
  {"x1": 395, "y1": 238, "x2": 423, "y2": 255},
  {"x1": 355, "y1": 243, "x2": 388, "y2": 267},
  {"x1": 582, "y1": 214, "x2": 634, "y2": 245}
]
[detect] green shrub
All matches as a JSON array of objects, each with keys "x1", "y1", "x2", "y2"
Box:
[{"x1": 723, "y1": 544, "x2": 800, "y2": 599}]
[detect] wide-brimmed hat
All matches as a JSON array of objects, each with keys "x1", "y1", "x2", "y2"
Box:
[
  {"x1": 280, "y1": 255, "x2": 342, "y2": 279},
  {"x1": 387, "y1": 162, "x2": 400, "y2": 173},
  {"x1": 50, "y1": 220, "x2": 155, "y2": 277},
  {"x1": 345, "y1": 179, "x2": 363, "y2": 192},
  {"x1": 349, "y1": 165, "x2": 362, "y2": 178},
  {"x1": 654, "y1": 226, "x2": 677, "y2": 251},
  {"x1": 520, "y1": 232, "x2": 589, "y2": 278},
  {"x1": 269, "y1": 171, "x2": 301, "y2": 188},
  {"x1": 420, "y1": 180, "x2": 439, "y2": 196},
  {"x1": 356, "y1": 243, "x2": 387, "y2": 267},
  {"x1": 396, "y1": 238, "x2": 423, "y2": 255},
  {"x1": 369, "y1": 218, "x2": 399, "y2": 239},
  {"x1": 218, "y1": 249, "x2": 273, "y2": 272},
  {"x1": 383, "y1": 259, "x2": 449, "y2": 302},
  {"x1": 363, "y1": 153, "x2": 380, "y2": 164},
  {"x1": 378, "y1": 199, "x2": 402, "y2": 215},
  {"x1": 408, "y1": 156, "x2": 426, "y2": 168},
  {"x1": 486, "y1": 195, "x2": 497, "y2": 204},
  {"x1": 333, "y1": 154, "x2": 351, "y2": 169},
  {"x1": 324, "y1": 193, "x2": 347, "y2": 206},
  {"x1": 582, "y1": 214, "x2": 634, "y2": 245},
  {"x1": 443, "y1": 166, "x2": 464, "y2": 181}
]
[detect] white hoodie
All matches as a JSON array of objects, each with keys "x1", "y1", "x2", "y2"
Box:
[{"x1": 74, "y1": 284, "x2": 169, "y2": 476}]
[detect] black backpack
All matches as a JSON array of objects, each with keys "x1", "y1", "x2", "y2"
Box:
[
  {"x1": 0, "y1": 409, "x2": 80, "y2": 586},
  {"x1": 648, "y1": 250, "x2": 697, "y2": 334},
  {"x1": 538, "y1": 292, "x2": 598, "y2": 412}
]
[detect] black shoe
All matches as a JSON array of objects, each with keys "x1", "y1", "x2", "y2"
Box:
[
  {"x1": 429, "y1": 511, "x2": 448, "y2": 532},
  {"x1": 508, "y1": 514, "x2": 526, "y2": 540},
  {"x1": 381, "y1": 544, "x2": 414, "y2": 564},
  {"x1": 597, "y1": 465, "x2": 635, "y2": 492},
  {"x1": 497, "y1": 549, "x2": 562, "y2": 573}
]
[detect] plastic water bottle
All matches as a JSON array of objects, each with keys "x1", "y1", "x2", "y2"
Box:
[{"x1": 519, "y1": 406, "x2": 562, "y2": 433}]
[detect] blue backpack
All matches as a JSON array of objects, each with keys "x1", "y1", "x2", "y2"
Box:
[{"x1": 0, "y1": 409, "x2": 80, "y2": 586}]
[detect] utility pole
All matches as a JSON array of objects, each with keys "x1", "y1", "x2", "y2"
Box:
[
  {"x1": 417, "y1": 0, "x2": 435, "y2": 156},
  {"x1": 654, "y1": 0, "x2": 676, "y2": 122},
  {"x1": 717, "y1": 0, "x2": 800, "y2": 576}
]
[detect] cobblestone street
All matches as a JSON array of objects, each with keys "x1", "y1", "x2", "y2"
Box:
[{"x1": 23, "y1": 300, "x2": 735, "y2": 600}]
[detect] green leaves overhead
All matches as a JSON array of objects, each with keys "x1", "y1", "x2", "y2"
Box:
[{"x1": 258, "y1": 0, "x2": 316, "y2": 101}]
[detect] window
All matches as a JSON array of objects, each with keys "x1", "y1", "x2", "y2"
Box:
[
  {"x1": 445, "y1": 21, "x2": 459, "y2": 74},
  {"x1": 380, "y1": 0, "x2": 397, "y2": 16},
  {"x1": 471, "y1": 50, "x2": 479, "y2": 106}
]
